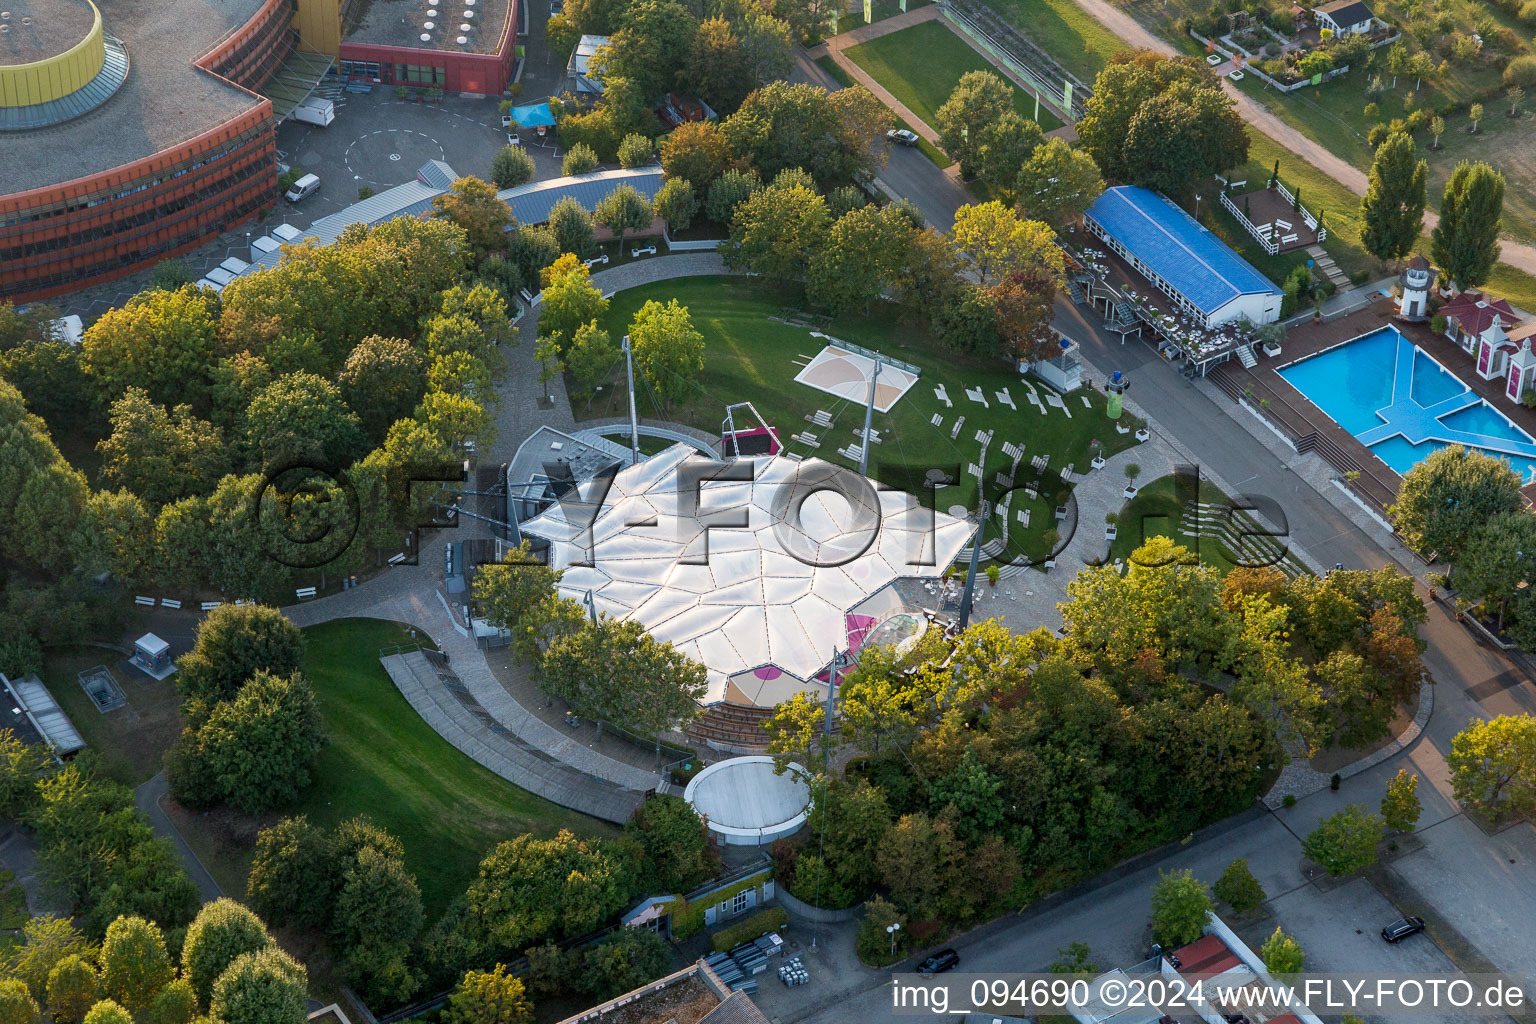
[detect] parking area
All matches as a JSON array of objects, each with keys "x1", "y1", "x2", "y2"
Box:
[
  {"x1": 274, "y1": 86, "x2": 567, "y2": 228},
  {"x1": 1385, "y1": 815, "x2": 1536, "y2": 978}
]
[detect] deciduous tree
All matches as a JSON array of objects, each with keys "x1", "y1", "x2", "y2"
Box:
[
  {"x1": 1149, "y1": 869, "x2": 1212, "y2": 947},
  {"x1": 548, "y1": 196, "x2": 597, "y2": 257},
  {"x1": 175, "y1": 604, "x2": 305, "y2": 713},
  {"x1": 333, "y1": 845, "x2": 423, "y2": 1006},
  {"x1": 660, "y1": 121, "x2": 732, "y2": 189},
  {"x1": 934, "y1": 71, "x2": 1013, "y2": 179},
  {"x1": 538, "y1": 254, "x2": 609, "y2": 350},
  {"x1": 1260, "y1": 926, "x2": 1304, "y2": 973},
  {"x1": 245, "y1": 372, "x2": 365, "y2": 471},
  {"x1": 100, "y1": 916, "x2": 173, "y2": 1012},
  {"x1": 722, "y1": 181, "x2": 829, "y2": 286},
  {"x1": 338, "y1": 336, "x2": 427, "y2": 442},
  {"x1": 1448, "y1": 714, "x2": 1536, "y2": 819},
  {"x1": 181, "y1": 899, "x2": 273, "y2": 1010},
  {"x1": 807, "y1": 204, "x2": 916, "y2": 316},
  {"x1": 541, "y1": 615, "x2": 706, "y2": 736},
  {"x1": 1213, "y1": 858, "x2": 1265, "y2": 913},
  {"x1": 489, "y1": 145, "x2": 536, "y2": 189},
  {"x1": 431, "y1": 177, "x2": 513, "y2": 255},
  {"x1": 208, "y1": 947, "x2": 309, "y2": 1024},
  {"x1": 465, "y1": 831, "x2": 633, "y2": 951},
  {"x1": 1381, "y1": 767, "x2": 1422, "y2": 833},
  {"x1": 1015, "y1": 138, "x2": 1105, "y2": 229},
  {"x1": 950, "y1": 201, "x2": 1064, "y2": 287},
  {"x1": 722, "y1": 81, "x2": 889, "y2": 189},
  {"x1": 2, "y1": 915, "x2": 94, "y2": 1001},
  {"x1": 81, "y1": 287, "x2": 217, "y2": 411},
  {"x1": 1359, "y1": 131, "x2": 1427, "y2": 264},
  {"x1": 1391, "y1": 445, "x2": 1523, "y2": 558},
  {"x1": 443, "y1": 964, "x2": 534, "y2": 1024},
  {"x1": 179, "y1": 671, "x2": 327, "y2": 813},
  {"x1": 1430, "y1": 161, "x2": 1505, "y2": 290},
  {"x1": 594, "y1": 184, "x2": 654, "y2": 251},
  {"x1": 652, "y1": 177, "x2": 698, "y2": 231},
  {"x1": 46, "y1": 955, "x2": 101, "y2": 1024},
  {"x1": 246, "y1": 816, "x2": 335, "y2": 929},
  {"x1": 625, "y1": 794, "x2": 714, "y2": 893},
  {"x1": 1301, "y1": 804, "x2": 1384, "y2": 876}
]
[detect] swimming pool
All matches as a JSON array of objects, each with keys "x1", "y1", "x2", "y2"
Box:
[{"x1": 1278, "y1": 326, "x2": 1536, "y2": 482}]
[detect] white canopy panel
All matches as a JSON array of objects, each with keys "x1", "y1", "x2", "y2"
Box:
[{"x1": 520, "y1": 445, "x2": 974, "y2": 704}]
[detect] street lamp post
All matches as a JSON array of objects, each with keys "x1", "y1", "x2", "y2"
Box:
[{"x1": 887, "y1": 921, "x2": 901, "y2": 957}]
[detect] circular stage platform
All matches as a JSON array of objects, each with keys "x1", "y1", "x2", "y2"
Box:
[{"x1": 684, "y1": 755, "x2": 811, "y2": 847}]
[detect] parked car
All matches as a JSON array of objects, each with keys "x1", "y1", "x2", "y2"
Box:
[
  {"x1": 916, "y1": 949, "x2": 960, "y2": 974},
  {"x1": 1382, "y1": 917, "x2": 1426, "y2": 943},
  {"x1": 887, "y1": 128, "x2": 919, "y2": 147},
  {"x1": 1206, "y1": 53, "x2": 1223, "y2": 65},
  {"x1": 1229, "y1": 69, "x2": 1245, "y2": 80}
]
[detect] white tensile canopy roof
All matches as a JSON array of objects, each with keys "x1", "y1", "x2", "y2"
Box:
[{"x1": 519, "y1": 445, "x2": 974, "y2": 705}]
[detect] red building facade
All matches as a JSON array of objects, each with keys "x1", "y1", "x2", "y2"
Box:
[
  {"x1": 336, "y1": 0, "x2": 517, "y2": 95},
  {"x1": 0, "y1": 0, "x2": 291, "y2": 303}
]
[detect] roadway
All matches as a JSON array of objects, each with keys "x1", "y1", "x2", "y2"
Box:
[{"x1": 782, "y1": 42, "x2": 1536, "y2": 1023}]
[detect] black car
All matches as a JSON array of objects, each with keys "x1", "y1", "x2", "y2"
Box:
[
  {"x1": 1382, "y1": 917, "x2": 1426, "y2": 942},
  {"x1": 916, "y1": 949, "x2": 960, "y2": 974}
]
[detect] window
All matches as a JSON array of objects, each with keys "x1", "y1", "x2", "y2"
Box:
[{"x1": 732, "y1": 890, "x2": 750, "y2": 916}]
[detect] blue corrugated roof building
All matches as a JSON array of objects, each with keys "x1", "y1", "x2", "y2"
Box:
[
  {"x1": 236, "y1": 164, "x2": 665, "y2": 279},
  {"x1": 1084, "y1": 186, "x2": 1283, "y2": 325},
  {"x1": 497, "y1": 167, "x2": 664, "y2": 225}
]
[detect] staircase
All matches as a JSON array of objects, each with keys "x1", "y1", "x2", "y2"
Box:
[
  {"x1": 687, "y1": 702, "x2": 778, "y2": 753},
  {"x1": 1305, "y1": 244, "x2": 1351, "y2": 290},
  {"x1": 1178, "y1": 501, "x2": 1308, "y2": 578},
  {"x1": 1236, "y1": 343, "x2": 1257, "y2": 369}
]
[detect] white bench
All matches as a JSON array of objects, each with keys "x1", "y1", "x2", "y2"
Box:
[
  {"x1": 1281, "y1": 233, "x2": 1299, "y2": 244},
  {"x1": 631, "y1": 244, "x2": 657, "y2": 258},
  {"x1": 296, "y1": 586, "x2": 317, "y2": 600},
  {"x1": 388, "y1": 552, "x2": 407, "y2": 565},
  {"x1": 583, "y1": 255, "x2": 609, "y2": 268},
  {"x1": 200, "y1": 601, "x2": 222, "y2": 611},
  {"x1": 160, "y1": 598, "x2": 181, "y2": 610},
  {"x1": 134, "y1": 596, "x2": 155, "y2": 606},
  {"x1": 949, "y1": 416, "x2": 965, "y2": 440}
]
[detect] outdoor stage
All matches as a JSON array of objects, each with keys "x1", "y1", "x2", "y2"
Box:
[{"x1": 793, "y1": 343, "x2": 920, "y2": 413}]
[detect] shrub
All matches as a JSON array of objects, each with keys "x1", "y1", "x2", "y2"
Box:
[
  {"x1": 489, "y1": 145, "x2": 536, "y2": 190},
  {"x1": 855, "y1": 897, "x2": 905, "y2": 966},
  {"x1": 1149, "y1": 869, "x2": 1212, "y2": 947},
  {"x1": 709, "y1": 907, "x2": 788, "y2": 953},
  {"x1": 1213, "y1": 858, "x2": 1266, "y2": 913},
  {"x1": 1522, "y1": 0, "x2": 1536, "y2": 26},
  {"x1": 1504, "y1": 54, "x2": 1536, "y2": 88},
  {"x1": 616, "y1": 134, "x2": 653, "y2": 169},
  {"x1": 1350, "y1": 269, "x2": 1369, "y2": 285},
  {"x1": 562, "y1": 143, "x2": 599, "y2": 176},
  {"x1": 1430, "y1": 314, "x2": 1447, "y2": 333}
]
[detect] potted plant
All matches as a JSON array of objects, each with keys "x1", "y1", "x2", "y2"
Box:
[
  {"x1": 1313, "y1": 292, "x2": 1326, "y2": 321},
  {"x1": 1123, "y1": 462, "x2": 1142, "y2": 496},
  {"x1": 1041, "y1": 528, "x2": 1061, "y2": 568},
  {"x1": 985, "y1": 564, "x2": 1001, "y2": 587},
  {"x1": 395, "y1": 84, "x2": 408, "y2": 100},
  {"x1": 1105, "y1": 511, "x2": 1119, "y2": 540}
]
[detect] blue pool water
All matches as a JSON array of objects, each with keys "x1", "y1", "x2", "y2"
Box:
[{"x1": 1278, "y1": 326, "x2": 1536, "y2": 481}]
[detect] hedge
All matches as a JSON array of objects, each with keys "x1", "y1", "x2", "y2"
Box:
[{"x1": 709, "y1": 907, "x2": 788, "y2": 953}]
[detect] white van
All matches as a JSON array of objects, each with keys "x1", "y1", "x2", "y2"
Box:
[{"x1": 284, "y1": 173, "x2": 320, "y2": 202}]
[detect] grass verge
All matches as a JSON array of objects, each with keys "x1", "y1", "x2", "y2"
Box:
[
  {"x1": 167, "y1": 618, "x2": 616, "y2": 918},
  {"x1": 815, "y1": 55, "x2": 953, "y2": 168},
  {"x1": 843, "y1": 20, "x2": 1066, "y2": 132}
]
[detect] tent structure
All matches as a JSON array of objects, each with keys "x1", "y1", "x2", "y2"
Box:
[{"x1": 517, "y1": 444, "x2": 975, "y2": 706}]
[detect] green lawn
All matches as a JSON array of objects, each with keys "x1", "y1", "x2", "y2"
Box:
[
  {"x1": 42, "y1": 647, "x2": 185, "y2": 787},
  {"x1": 172, "y1": 619, "x2": 615, "y2": 918},
  {"x1": 983, "y1": 0, "x2": 1131, "y2": 82},
  {"x1": 575, "y1": 276, "x2": 1143, "y2": 564},
  {"x1": 843, "y1": 20, "x2": 1066, "y2": 134},
  {"x1": 815, "y1": 55, "x2": 954, "y2": 168},
  {"x1": 1107, "y1": 474, "x2": 1240, "y2": 572}
]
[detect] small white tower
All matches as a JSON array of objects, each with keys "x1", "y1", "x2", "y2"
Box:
[
  {"x1": 1507, "y1": 339, "x2": 1536, "y2": 403},
  {"x1": 1398, "y1": 254, "x2": 1431, "y2": 321}
]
